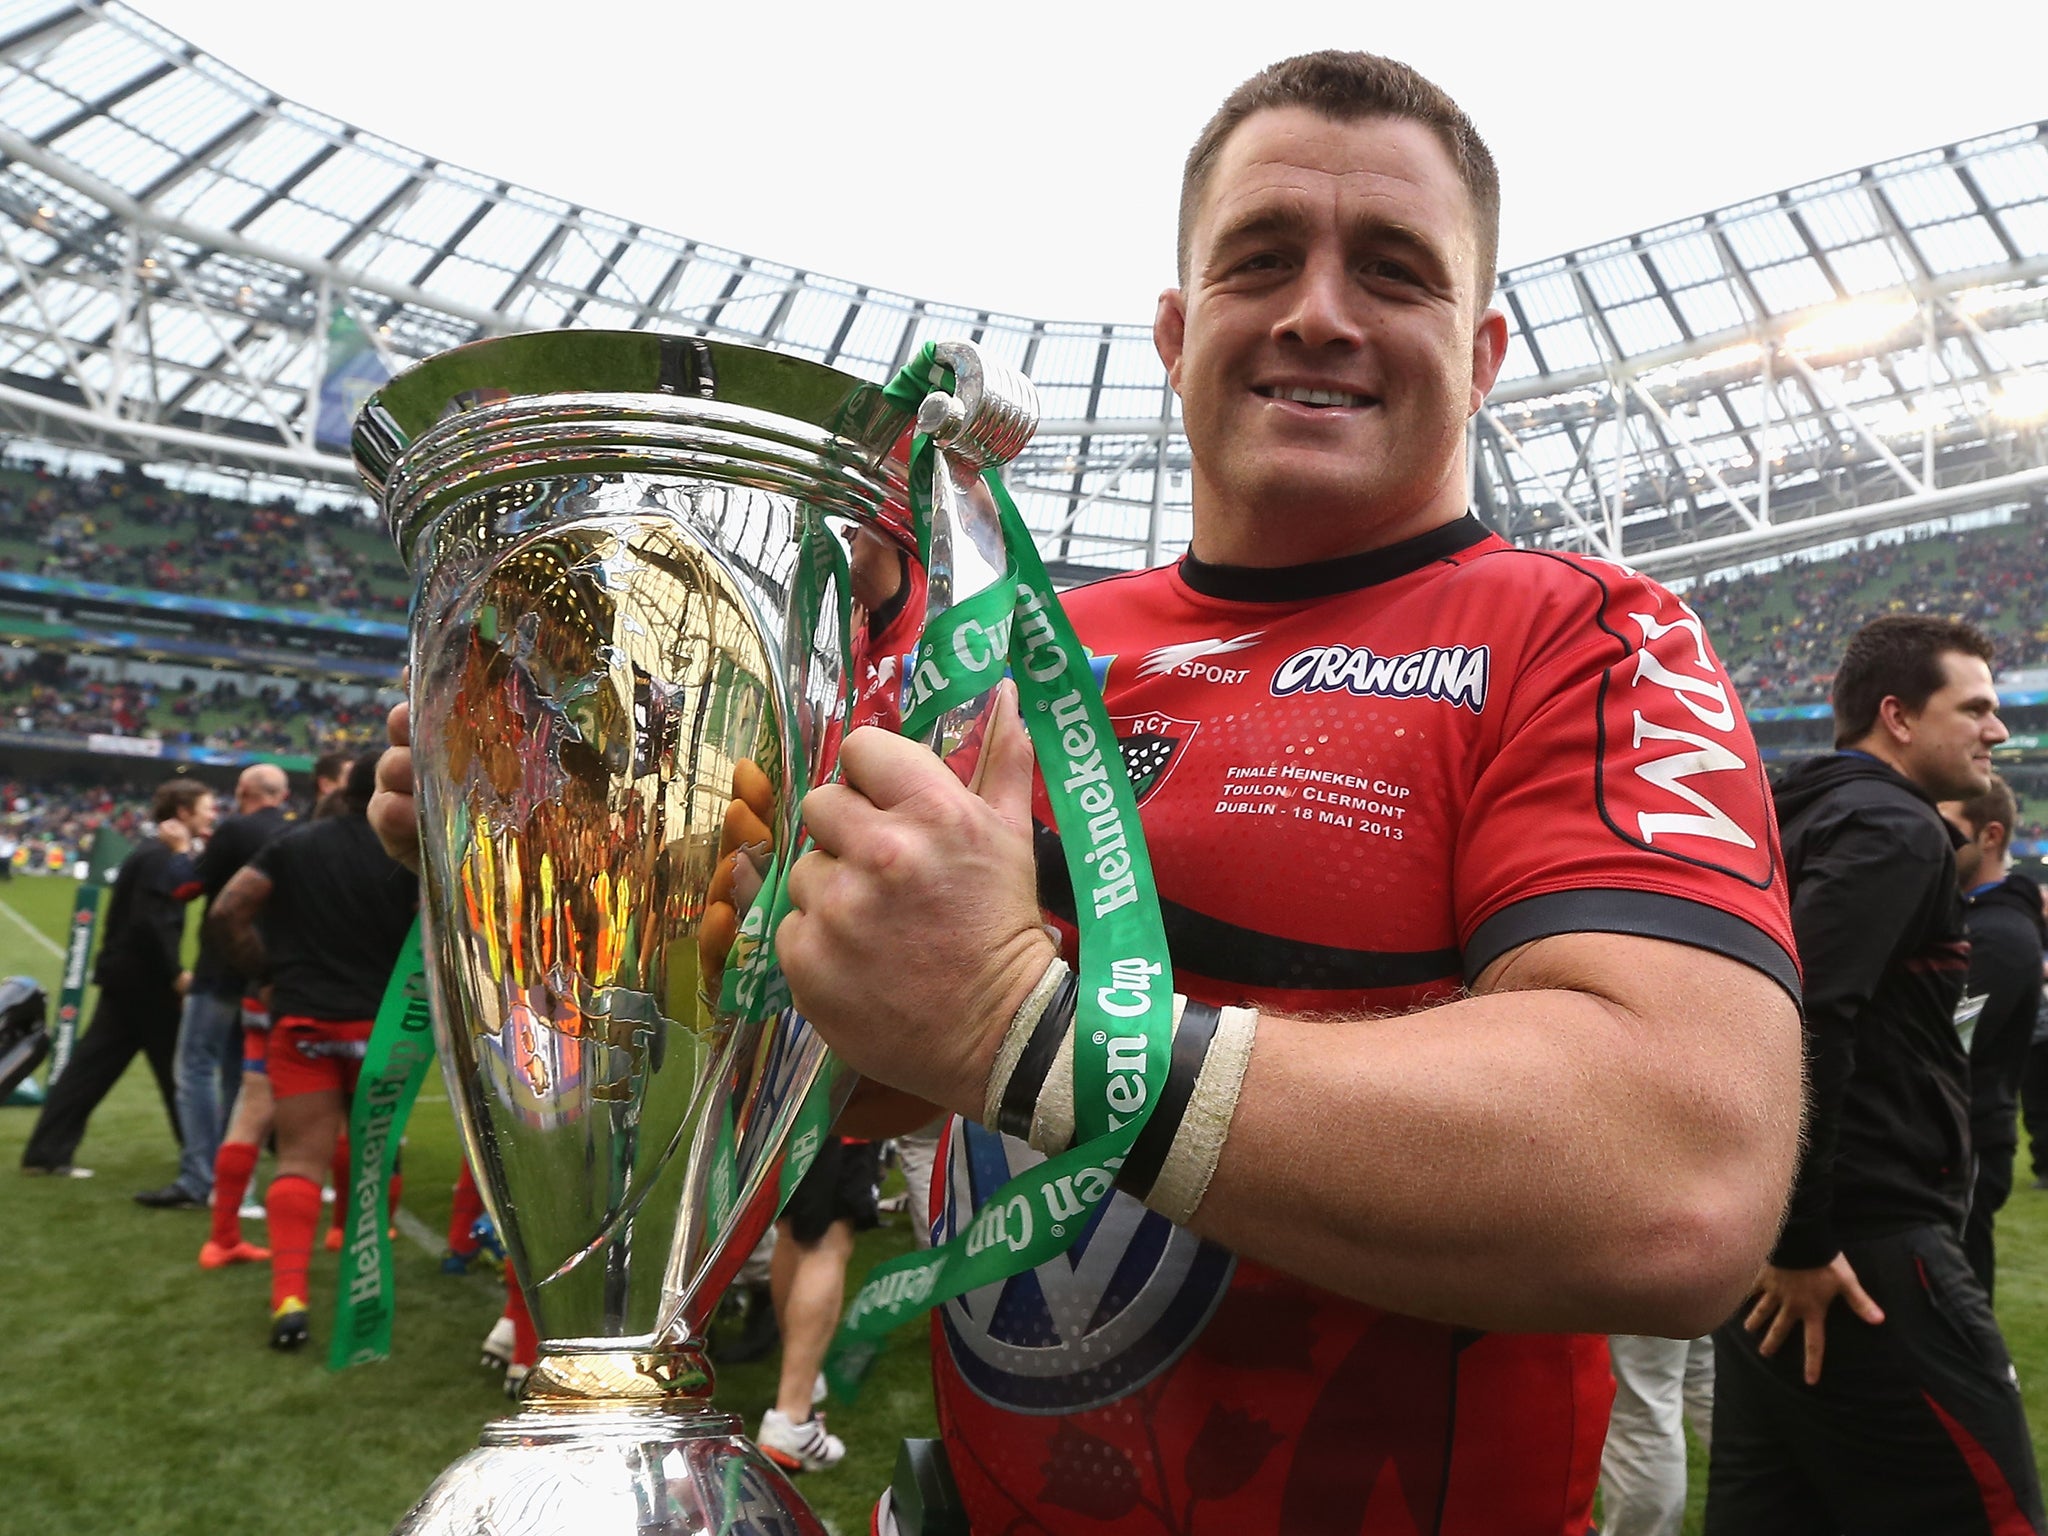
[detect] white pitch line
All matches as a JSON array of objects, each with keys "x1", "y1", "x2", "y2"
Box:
[
  {"x1": 394, "y1": 1205, "x2": 442, "y2": 1257},
  {"x1": 0, "y1": 893, "x2": 62, "y2": 959}
]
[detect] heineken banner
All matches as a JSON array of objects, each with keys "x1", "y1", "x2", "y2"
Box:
[
  {"x1": 47, "y1": 826, "x2": 131, "y2": 1084},
  {"x1": 331, "y1": 919, "x2": 435, "y2": 1370}
]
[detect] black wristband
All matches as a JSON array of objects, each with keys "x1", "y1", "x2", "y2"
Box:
[
  {"x1": 997, "y1": 966, "x2": 1078, "y2": 1141},
  {"x1": 1115, "y1": 1000, "x2": 1219, "y2": 1203}
]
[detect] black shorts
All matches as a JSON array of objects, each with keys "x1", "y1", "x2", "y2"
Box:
[
  {"x1": 779, "y1": 1137, "x2": 879, "y2": 1245},
  {"x1": 1707, "y1": 1224, "x2": 2044, "y2": 1535}
]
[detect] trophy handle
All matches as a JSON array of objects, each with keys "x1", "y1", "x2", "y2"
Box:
[{"x1": 911, "y1": 341, "x2": 1041, "y2": 759}]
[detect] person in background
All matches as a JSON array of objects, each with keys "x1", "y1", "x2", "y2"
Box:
[
  {"x1": 1709, "y1": 616, "x2": 2041, "y2": 1533},
  {"x1": 20, "y1": 779, "x2": 215, "y2": 1177},
  {"x1": 206, "y1": 754, "x2": 416, "y2": 1349},
  {"x1": 135, "y1": 763, "x2": 292, "y2": 1210},
  {"x1": 1939, "y1": 771, "x2": 2045, "y2": 1300},
  {"x1": 1599, "y1": 1334, "x2": 1714, "y2": 1536}
]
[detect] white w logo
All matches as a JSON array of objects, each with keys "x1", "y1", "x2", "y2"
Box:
[{"x1": 1627, "y1": 608, "x2": 1755, "y2": 850}]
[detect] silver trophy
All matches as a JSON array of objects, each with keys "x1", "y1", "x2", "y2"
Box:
[{"x1": 351, "y1": 330, "x2": 1036, "y2": 1535}]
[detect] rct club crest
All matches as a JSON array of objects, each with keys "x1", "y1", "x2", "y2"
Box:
[
  {"x1": 1114, "y1": 711, "x2": 1198, "y2": 805},
  {"x1": 938, "y1": 1121, "x2": 1234, "y2": 1414}
]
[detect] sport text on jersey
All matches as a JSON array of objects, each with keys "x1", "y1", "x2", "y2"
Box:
[
  {"x1": 1137, "y1": 633, "x2": 1262, "y2": 685},
  {"x1": 1271, "y1": 643, "x2": 1489, "y2": 711}
]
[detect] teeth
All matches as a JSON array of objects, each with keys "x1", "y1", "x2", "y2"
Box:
[{"x1": 1267, "y1": 387, "x2": 1370, "y2": 407}]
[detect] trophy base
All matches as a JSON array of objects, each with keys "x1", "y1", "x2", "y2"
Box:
[{"x1": 393, "y1": 1404, "x2": 826, "y2": 1536}]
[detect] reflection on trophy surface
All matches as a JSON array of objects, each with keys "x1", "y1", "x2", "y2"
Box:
[{"x1": 352, "y1": 329, "x2": 931, "y2": 1536}]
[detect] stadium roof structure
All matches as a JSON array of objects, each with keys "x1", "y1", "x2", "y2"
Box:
[{"x1": 0, "y1": 1, "x2": 2042, "y2": 582}]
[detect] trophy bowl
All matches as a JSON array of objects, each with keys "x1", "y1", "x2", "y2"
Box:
[{"x1": 354, "y1": 330, "x2": 920, "y2": 1536}]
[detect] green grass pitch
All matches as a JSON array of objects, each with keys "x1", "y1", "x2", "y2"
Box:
[
  {"x1": 5, "y1": 875, "x2": 2047, "y2": 1533},
  {"x1": 0, "y1": 876, "x2": 934, "y2": 1536}
]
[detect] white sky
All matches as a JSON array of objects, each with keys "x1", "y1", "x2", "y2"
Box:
[{"x1": 144, "y1": 0, "x2": 2048, "y2": 323}]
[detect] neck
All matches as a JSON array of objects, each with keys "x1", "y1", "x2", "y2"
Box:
[
  {"x1": 1186, "y1": 466, "x2": 1469, "y2": 568},
  {"x1": 1844, "y1": 736, "x2": 1921, "y2": 789},
  {"x1": 1977, "y1": 854, "x2": 2011, "y2": 889}
]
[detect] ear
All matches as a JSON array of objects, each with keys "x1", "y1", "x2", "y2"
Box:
[
  {"x1": 1989, "y1": 820, "x2": 2011, "y2": 857},
  {"x1": 1469, "y1": 307, "x2": 1510, "y2": 414},
  {"x1": 1154, "y1": 288, "x2": 1188, "y2": 396},
  {"x1": 1876, "y1": 693, "x2": 1915, "y2": 745}
]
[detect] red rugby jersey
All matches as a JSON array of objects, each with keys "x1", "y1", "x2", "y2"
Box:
[{"x1": 928, "y1": 515, "x2": 1796, "y2": 1536}]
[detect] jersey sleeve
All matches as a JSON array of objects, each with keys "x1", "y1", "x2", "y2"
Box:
[{"x1": 1454, "y1": 556, "x2": 1798, "y2": 1000}]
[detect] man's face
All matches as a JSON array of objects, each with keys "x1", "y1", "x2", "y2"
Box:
[
  {"x1": 1155, "y1": 108, "x2": 1507, "y2": 560},
  {"x1": 180, "y1": 793, "x2": 219, "y2": 839},
  {"x1": 1897, "y1": 653, "x2": 2006, "y2": 801}
]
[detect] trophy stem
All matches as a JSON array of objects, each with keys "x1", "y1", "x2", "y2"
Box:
[{"x1": 522, "y1": 1339, "x2": 716, "y2": 1409}]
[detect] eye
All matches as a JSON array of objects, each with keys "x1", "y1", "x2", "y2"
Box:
[{"x1": 1364, "y1": 257, "x2": 1420, "y2": 285}]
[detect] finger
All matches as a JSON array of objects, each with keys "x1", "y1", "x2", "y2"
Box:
[
  {"x1": 732, "y1": 759, "x2": 774, "y2": 822},
  {"x1": 722, "y1": 798, "x2": 772, "y2": 857},
  {"x1": 1803, "y1": 1312, "x2": 1825, "y2": 1386},
  {"x1": 1841, "y1": 1275, "x2": 1886, "y2": 1328},
  {"x1": 387, "y1": 699, "x2": 411, "y2": 749},
  {"x1": 799, "y1": 780, "x2": 880, "y2": 858},
  {"x1": 967, "y1": 680, "x2": 1037, "y2": 833},
  {"x1": 1743, "y1": 1292, "x2": 1775, "y2": 1334},
  {"x1": 838, "y1": 725, "x2": 960, "y2": 815},
  {"x1": 376, "y1": 744, "x2": 414, "y2": 802},
  {"x1": 1756, "y1": 1306, "x2": 1795, "y2": 1360}
]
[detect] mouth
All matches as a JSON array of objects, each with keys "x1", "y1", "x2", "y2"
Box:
[{"x1": 1254, "y1": 385, "x2": 1379, "y2": 410}]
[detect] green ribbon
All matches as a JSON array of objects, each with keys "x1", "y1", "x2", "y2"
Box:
[
  {"x1": 329, "y1": 918, "x2": 435, "y2": 1370},
  {"x1": 822, "y1": 430, "x2": 1172, "y2": 1394}
]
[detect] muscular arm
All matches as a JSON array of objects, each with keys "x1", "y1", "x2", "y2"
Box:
[
  {"x1": 779, "y1": 706, "x2": 1804, "y2": 1341},
  {"x1": 205, "y1": 865, "x2": 273, "y2": 982},
  {"x1": 1186, "y1": 932, "x2": 1800, "y2": 1336}
]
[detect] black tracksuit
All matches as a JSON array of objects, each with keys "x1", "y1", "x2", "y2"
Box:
[
  {"x1": 1708, "y1": 752, "x2": 2043, "y2": 1536},
  {"x1": 21, "y1": 837, "x2": 192, "y2": 1170},
  {"x1": 1961, "y1": 872, "x2": 2046, "y2": 1300}
]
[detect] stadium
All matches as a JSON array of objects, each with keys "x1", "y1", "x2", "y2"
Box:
[{"x1": 0, "y1": 2, "x2": 2045, "y2": 1533}]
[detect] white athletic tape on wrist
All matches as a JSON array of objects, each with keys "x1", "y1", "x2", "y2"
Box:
[
  {"x1": 981, "y1": 957, "x2": 1069, "y2": 1133},
  {"x1": 1145, "y1": 1004, "x2": 1257, "y2": 1225}
]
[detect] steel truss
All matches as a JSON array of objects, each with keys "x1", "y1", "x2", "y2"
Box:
[{"x1": 0, "y1": 0, "x2": 2040, "y2": 582}]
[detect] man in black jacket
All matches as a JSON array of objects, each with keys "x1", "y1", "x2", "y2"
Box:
[
  {"x1": 20, "y1": 778, "x2": 216, "y2": 1177},
  {"x1": 135, "y1": 763, "x2": 292, "y2": 1209},
  {"x1": 1941, "y1": 772, "x2": 2046, "y2": 1301},
  {"x1": 1709, "y1": 614, "x2": 2043, "y2": 1535}
]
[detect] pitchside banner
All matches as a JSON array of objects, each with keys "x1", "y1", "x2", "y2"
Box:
[
  {"x1": 315, "y1": 308, "x2": 392, "y2": 454},
  {"x1": 47, "y1": 826, "x2": 130, "y2": 1084}
]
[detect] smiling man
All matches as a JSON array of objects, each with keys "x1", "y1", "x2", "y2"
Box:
[
  {"x1": 1708, "y1": 615, "x2": 2042, "y2": 1534},
  {"x1": 766, "y1": 52, "x2": 1804, "y2": 1536}
]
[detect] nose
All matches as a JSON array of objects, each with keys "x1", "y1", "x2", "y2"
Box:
[
  {"x1": 1275, "y1": 251, "x2": 1364, "y2": 351},
  {"x1": 1986, "y1": 711, "x2": 2009, "y2": 746}
]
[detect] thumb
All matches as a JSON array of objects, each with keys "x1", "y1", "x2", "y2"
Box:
[{"x1": 968, "y1": 680, "x2": 1036, "y2": 833}]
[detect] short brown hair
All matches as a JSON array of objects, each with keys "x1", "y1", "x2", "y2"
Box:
[
  {"x1": 1178, "y1": 51, "x2": 1501, "y2": 300},
  {"x1": 1953, "y1": 772, "x2": 2018, "y2": 846},
  {"x1": 151, "y1": 778, "x2": 210, "y2": 824},
  {"x1": 1832, "y1": 615, "x2": 1995, "y2": 747}
]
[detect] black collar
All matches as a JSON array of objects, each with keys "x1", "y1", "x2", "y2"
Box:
[{"x1": 1177, "y1": 515, "x2": 1491, "y2": 603}]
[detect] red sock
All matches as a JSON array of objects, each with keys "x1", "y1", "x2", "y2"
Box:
[
  {"x1": 387, "y1": 1172, "x2": 403, "y2": 1231},
  {"x1": 505, "y1": 1272, "x2": 538, "y2": 1368},
  {"x1": 211, "y1": 1142, "x2": 259, "y2": 1249},
  {"x1": 448, "y1": 1162, "x2": 484, "y2": 1254},
  {"x1": 267, "y1": 1174, "x2": 322, "y2": 1312},
  {"x1": 328, "y1": 1136, "x2": 350, "y2": 1241}
]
